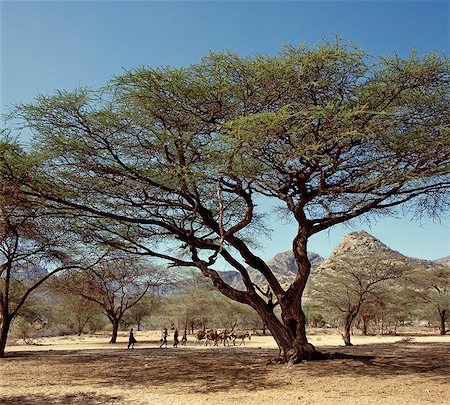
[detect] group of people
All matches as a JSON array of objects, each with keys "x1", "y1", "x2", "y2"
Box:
[
  {"x1": 159, "y1": 327, "x2": 187, "y2": 348},
  {"x1": 127, "y1": 327, "x2": 188, "y2": 349}
]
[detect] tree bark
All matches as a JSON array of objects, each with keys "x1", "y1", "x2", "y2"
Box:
[
  {"x1": 0, "y1": 314, "x2": 12, "y2": 358},
  {"x1": 361, "y1": 316, "x2": 369, "y2": 336},
  {"x1": 110, "y1": 318, "x2": 120, "y2": 343},
  {"x1": 342, "y1": 321, "x2": 353, "y2": 346},
  {"x1": 342, "y1": 313, "x2": 358, "y2": 346},
  {"x1": 249, "y1": 289, "x2": 316, "y2": 363},
  {"x1": 439, "y1": 309, "x2": 447, "y2": 335}
]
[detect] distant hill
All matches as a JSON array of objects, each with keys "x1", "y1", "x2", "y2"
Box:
[
  {"x1": 314, "y1": 230, "x2": 446, "y2": 278},
  {"x1": 435, "y1": 256, "x2": 450, "y2": 267},
  {"x1": 220, "y1": 230, "x2": 448, "y2": 290},
  {"x1": 220, "y1": 251, "x2": 324, "y2": 289},
  {"x1": 328, "y1": 230, "x2": 407, "y2": 259}
]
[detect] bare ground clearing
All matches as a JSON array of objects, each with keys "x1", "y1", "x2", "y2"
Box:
[{"x1": 1, "y1": 332, "x2": 449, "y2": 405}]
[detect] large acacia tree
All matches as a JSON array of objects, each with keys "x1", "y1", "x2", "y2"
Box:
[{"x1": 10, "y1": 41, "x2": 450, "y2": 362}]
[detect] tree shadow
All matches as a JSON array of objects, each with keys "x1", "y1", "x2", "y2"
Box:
[
  {"x1": 2, "y1": 341, "x2": 448, "y2": 399},
  {"x1": 310, "y1": 342, "x2": 449, "y2": 381},
  {"x1": 81, "y1": 347, "x2": 281, "y2": 394},
  {"x1": 0, "y1": 393, "x2": 124, "y2": 405}
]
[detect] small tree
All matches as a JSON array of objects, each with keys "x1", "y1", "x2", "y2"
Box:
[
  {"x1": 54, "y1": 254, "x2": 163, "y2": 343},
  {"x1": 407, "y1": 265, "x2": 450, "y2": 335},
  {"x1": 311, "y1": 255, "x2": 409, "y2": 345},
  {"x1": 50, "y1": 290, "x2": 104, "y2": 336},
  {"x1": 124, "y1": 295, "x2": 160, "y2": 331}
]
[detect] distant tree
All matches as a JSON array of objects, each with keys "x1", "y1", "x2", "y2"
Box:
[
  {"x1": 53, "y1": 254, "x2": 163, "y2": 343},
  {"x1": 209, "y1": 292, "x2": 260, "y2": 331},
  {"x1": 48, "y1": 290, "x2": 104, "y2": 336},
  {"x1": 124, "y1": 295, "x2": 160, "y2": 331},
  {"x1": 10, "y1": 41, "x2": 450, "y2": 362},
  {"x1": 303, "y1": 302, "x2": 328, "y2": 328},
  {"x1": 160, "y1": 274, "x2": 217, "y2": 332},
  {"x1": 310, "y1": 255, "x2": 409, "y2": 345},
  {"x1": 407, "y1": 265, "x2": 450, "y2": 335}
]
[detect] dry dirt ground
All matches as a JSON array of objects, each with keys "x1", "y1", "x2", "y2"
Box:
[{"x1": 1, "y1": 331, "x2": 449, "y2": 405}]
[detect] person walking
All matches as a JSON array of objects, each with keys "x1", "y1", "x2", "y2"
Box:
[
  {"x1": 181, "y1": 328, "x2": 187, "y2": 346},
  {"x1": 128, "y1": 328, "x2": 137, "y2": 349},
  {"x1": 159, "y1": 327, "x2": 168, "y2": 348},
  {"x1": 173, "y1": 328, "x2": 179, "y2": 348}
]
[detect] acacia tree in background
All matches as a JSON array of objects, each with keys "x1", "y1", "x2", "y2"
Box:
[
  {"x1": 10, "y1": 41, "x2": 450, "y2": 362},
  {"x1": 124, "y1": 295, "x2": 159, "y2": 331},
  {"x1": 161, "y1": 273, "x2": 260, "y2": 333},
  {"x1": 48, "y1": 291, "x2": 105, "y2": 336},
  {"x1": 407, "y1": 266, "x2": 450, "y2": 335},
  {"x1": 53, "y1": 254, "x2": 163, "y2": 343},
  {"x1": 309, "y1": 255, "x2": 409, "y2": 345}
]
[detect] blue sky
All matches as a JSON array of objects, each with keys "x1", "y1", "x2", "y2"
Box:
[{"x1": 1, "y1": 1, "x2": 449, "y2": 260}]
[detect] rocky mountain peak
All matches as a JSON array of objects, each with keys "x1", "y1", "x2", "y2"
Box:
[
  {"x1": 330, "y1": 230, "x2": 405, "y2": 259},
  {"x1": 265, "y1": 251, "x2": 323, "y2": 276}
]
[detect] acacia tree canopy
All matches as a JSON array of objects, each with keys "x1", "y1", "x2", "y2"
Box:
[{"x1": 9, "y1": 41, "x2": 450, "y2": 362}]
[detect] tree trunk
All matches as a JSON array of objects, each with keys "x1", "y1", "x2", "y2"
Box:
[
  {"x1": 361, "y1": 316, "x2": 368, "y2": 336},
  {"x1": 250, "y1": 292, "x2": 316, "y2": 363},
  {"x1": 439, "y1": 309, "x2": 447, "y2": 335},
  {"x1": 0, "y1": 315, "x2": 12, "y2": 358},
  {"x1": 342, "y1": 313, "x2": 357, "y2": 346},
  {"x1": 342, "y1": 320, "x2": 353, "y2": 346},
  {"x1": 136, "y1": 318, "x2": 141, "y2": 331},
  {"x1": 110, "y1": 318, "x2": 120, "y2": 343},
  {"x1": 76, "y1": 315, "x2": 88, "y2": 336}
]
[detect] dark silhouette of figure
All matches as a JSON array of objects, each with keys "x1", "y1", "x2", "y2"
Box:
[
  {"x1": 173, "y1": 328, "x2": 179, "y2": 347},
  {"x1": 181, "y1": 328, "x2": 187, "y2": 346},
  {"x1": 128, "y1": 328, "x2": 137, "y2": 349},
  {"x1": 159, "y1": 328, "x2": 168, "y2": 348}
]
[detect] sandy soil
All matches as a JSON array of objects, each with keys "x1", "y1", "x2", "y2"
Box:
[{"x1": 1, "y1": 331, "x2": 449, "y2": 405}]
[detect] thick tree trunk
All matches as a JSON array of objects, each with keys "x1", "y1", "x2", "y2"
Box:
[
  {"x1": 250, "y1": 292, "x2": 316, "y2": 363},
  {"x1": 279, "y1": 293, "x2": 316, "y2": 362},
  {"x1": 0, "y1": 315, "x2": 12, "y2": 358},
  {"x1": 250, "y1": 227, "x2": 318, "y2": 364},
  {"x1": 110, "y1": 319, "x2": 120, "y2": 343}
]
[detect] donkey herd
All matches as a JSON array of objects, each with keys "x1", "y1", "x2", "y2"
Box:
[{"x1": 193, "y1": 329, "x2": 252, "y2": 346}]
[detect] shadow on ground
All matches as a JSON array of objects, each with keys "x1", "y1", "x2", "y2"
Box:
[
  {"x1": 313, "y1": 342, "x2": 449, "y2": 381},
  {"x1": 0, "y1": 393, "x2": 124, "y2": 405},
  {"x1": 1, "y1": 341, "x2": 449, "y2": 401}
]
